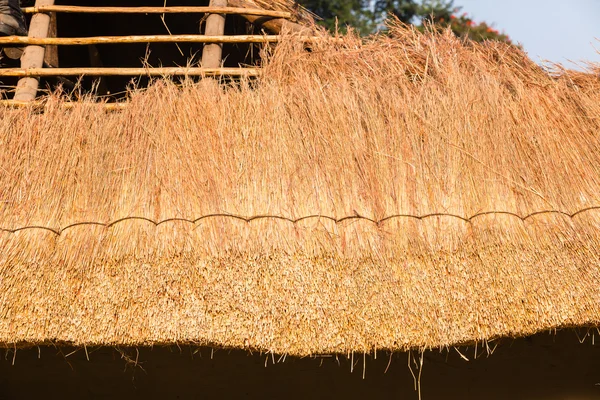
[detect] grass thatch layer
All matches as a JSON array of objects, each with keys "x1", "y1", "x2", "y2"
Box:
[{"x1": 1, "y1": 26, "x2": 600, "y2": 355}]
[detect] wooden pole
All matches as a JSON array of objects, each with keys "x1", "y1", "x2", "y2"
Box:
[
  {"x1": 22, "y1": 6, "x2": 291, "y2": 19},
  {"x1": 14, "y1": 0, "x2": 55, "y2": 102},
  {"x1": 0, "y1": 34, "x2": 284, "y2": 45},
  {"x1": 201, "y1": 0, "x2": 228, "y2": 69},
  {"x1": 0, "y1": 67, "x2": 261, "y2": 77}
]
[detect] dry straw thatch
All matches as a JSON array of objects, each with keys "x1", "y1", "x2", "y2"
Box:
[
  {"x1": 231, "y1": 0, "x2": 317, "y2": 27},
  {"x1": 1, "y1": 24, "x2": 600, "y2": 356}
]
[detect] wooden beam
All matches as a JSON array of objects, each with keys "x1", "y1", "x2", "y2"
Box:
[
  {"x1": 201, "y1": 0, "x2": 228, "y2": 69},
  {"x1": 14, "y1": 0, "x2": 55, "y2": 102},
  {"x1": 22, "y1": 6, "x2": 292, "y2": 19},
  {"x1": 0, "y1": 67, "x2": 261, "y2": 77},
  {"x1": 0, "y1": 35, "x2": 283, "y2": 45}
]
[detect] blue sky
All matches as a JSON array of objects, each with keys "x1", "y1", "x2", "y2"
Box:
[{"x1": 453, "y1": 0, "x2": 600, "y2": 69}]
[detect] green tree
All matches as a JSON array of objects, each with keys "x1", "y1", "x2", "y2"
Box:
[
  {"x1": 374, "y1": 0, "x2": 454, "y2": 24},
  {"x1": 297, "y1": 0, "x2": 374, "y2": 33},
  {"x1": 299, "y1": 0, "x2": 515, "y2": 45},
  {"x1": 373, "y1": 0, "x2": 420, "y2": 24},
  {"x1": 298, "y1": 0, "x2": 455, "y2": 33}
]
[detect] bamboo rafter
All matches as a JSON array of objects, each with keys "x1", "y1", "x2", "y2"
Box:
[
  {"x1": 0, "y1": 35, "x2": 285, "y2": 46},
  {"x1": 0, "y1": 67, "x2": 261, "y2": 77},
  {"x1": 22, "y1": 6, "x2": 293, "y2": 19}
]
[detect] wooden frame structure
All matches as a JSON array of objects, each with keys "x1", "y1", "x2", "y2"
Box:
[{"x1": 0, "y1": 1, "x2": 314, "y2": 103}]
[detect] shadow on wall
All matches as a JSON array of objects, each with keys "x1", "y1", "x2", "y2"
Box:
[{"x1": 1, "y1": 329, "x2": 599, "y2": 400}]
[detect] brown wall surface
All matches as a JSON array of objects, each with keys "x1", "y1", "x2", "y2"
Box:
[{"x1": 0, "y1": 329, "x2": 599, "y2": 400}]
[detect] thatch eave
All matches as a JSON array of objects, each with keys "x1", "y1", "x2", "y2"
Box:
[
  {"x1": 229, "y1": 0, "x2": 317, "y2": 34},
  {"x1": 1, "y1": 27, "x2": 600, "y2": 356}
]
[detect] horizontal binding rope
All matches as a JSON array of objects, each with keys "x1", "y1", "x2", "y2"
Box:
[
  {"x1": 0, "y1": 34, "x2": 284, "y2": 45},
  {"x1": 0, "y1": 67, "x2": 261, "y2": 77},
  {"x1": 2, "y1": 207, "x2": 600, "y2": 236},
  {"x1": 22, "y1": 6, "x2": 292, "y2": 19}
]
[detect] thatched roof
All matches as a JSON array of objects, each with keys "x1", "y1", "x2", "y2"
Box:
[
  {"x1": 1, "y1": 26, "x2": 600, "y2": 356},
  {"x1": 227, "y1": 0, "x2": 317, "y2": 33},
  {"x1": 241, "y1": 0, "x2": 315, "y2": 21}
]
